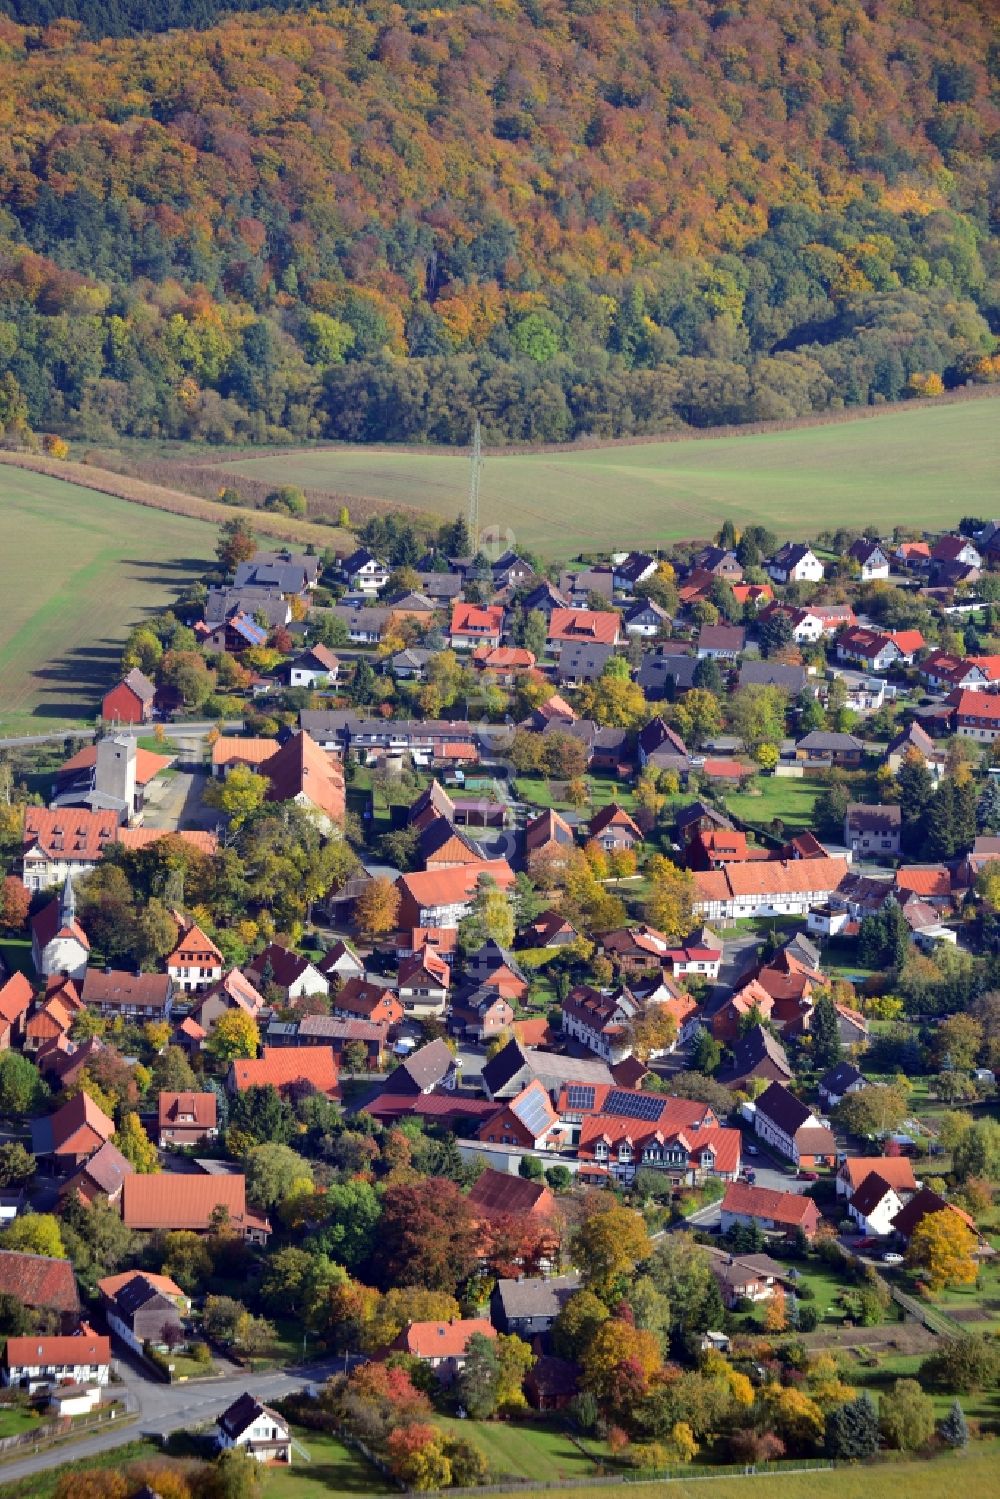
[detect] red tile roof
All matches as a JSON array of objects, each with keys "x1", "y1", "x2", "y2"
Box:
[
  {"x1": 894, "y1": 865, "x2": 952, "y2": 898},
  {"x1": 451, "y1": 603, "x2": 504, "y2": 636},
  {"x1": 230, "y1": 1045, "x2": 339, "y2": 1097},
  {"x1": 4, "y1": 1332, "x2": 110, "y2": 1369},
  {"x1": 0, "y1": 1251, "x2": 79, "y2": 1315},
  {"x1": 45, "y1": 1091, "x2": 115, "y2": 1157},
  {"x1": 30, "y1": 898, "x2": 90, "y2": 954},
  {"x1": 98, "y1": 1269, "x2": 186, "y2": 1303},
  {"x1": 158, "y1": 1092, "x2": 218, "y2": 1130},
  {"x1": 693, "y1": 857, "x2": 848, "y2": 903},
  {"x1": 166, "y1": 923, "x2": 223, "y2": 969},
  {"x1": 467, "y1": 1168, "x2": 555, "y2": 1218},
  {"x1": 260, "y1": 730, "x2": 345, "y2": 824},
  {"x1": 589, "y1": 803, "x2": 642, "y2": 840},
  {"x1": 722, "y1": 1181, "x2": 819, "y2": 1228},
  {"x1": 397, "y1": 860, "x2": 515, "y2": 912},
  {"x1": 548, "y1": 608, "x2": 620, "y2": 646},
  {"x1": 0, "y1": 973, "x2": 34, "y2": 1025},
  {"x1": 122, "y1": 1172, "x2": 262, "y2": 1232},
  {"x1": 211, "y1": 737, "x2": 281, "y2": 769},
  {"x1": 81, "y1": 969, "x2": 172, "y2": 1011},
  {"x1": 398, "y1": 1318, "x2": 496, "y2": 1359},
  {"x1": 24, "y1": 807, "x2": 119, "y2": 863},
  {"x1": 115, "y1": 828, "x2": 219, "y2": 855}
]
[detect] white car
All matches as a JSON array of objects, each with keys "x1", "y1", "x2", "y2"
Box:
[
  {"x1": 882, "y1": 1251, "x2": 904, "y2": 1266},
  {"x1": 746, "y1": 1144, "x2": 759, "y2": 1156}
]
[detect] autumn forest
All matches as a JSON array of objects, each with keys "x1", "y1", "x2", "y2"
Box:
[{"x1": 0, "y1": 0, "x2": 996, "y2": 447}]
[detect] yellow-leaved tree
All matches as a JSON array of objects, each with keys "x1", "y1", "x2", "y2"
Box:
[{"x1": 906, "y1": 1208, "x2": 979, "y2": 1291}]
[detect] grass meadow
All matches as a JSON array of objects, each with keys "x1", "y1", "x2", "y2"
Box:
[
  {"x1": 217, "y1": 395, "x2": 1000, "y2": 557},
  {"x1": 0, "y1": 465, "x2": 215, "y2": 735}
]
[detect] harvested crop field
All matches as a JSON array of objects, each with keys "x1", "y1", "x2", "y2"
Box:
[{"x1": 0, "y1": 465, "x2": 215, "y2": 735}]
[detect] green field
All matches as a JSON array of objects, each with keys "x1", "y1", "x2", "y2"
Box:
[
  {"x1": 218, "y1": 396, "x2": 1000, "y2": 557},
  {"x1": 433, "y1": 1416, "x2": 610, "y2": 1482},
  {"x1": 723, "y1": 774, "x2": 826, "y2": 833},
  {"x1": 0, "y1": 467, "x2": 215, "y2": 735}
]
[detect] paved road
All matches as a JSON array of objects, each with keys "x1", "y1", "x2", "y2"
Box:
[{"x1": 0, "y1": 1356, "x2": 348, "y2": 1484}]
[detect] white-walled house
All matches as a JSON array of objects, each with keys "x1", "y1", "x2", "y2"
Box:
[
  {"x1": 2, "y1": 1332, "x2": 111, "y2": 1393},
  {"x1": 848, "y1": 1172, "x2": 905, "y2": 1237},
  {"x1": 217, "y1": 1393, "x2": 292, "y2": 1463},
  {"x1": 767, "y1": 544, "x2": 824, "y2": 584}
]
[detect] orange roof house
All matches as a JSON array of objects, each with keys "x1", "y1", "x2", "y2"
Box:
[
  {"x1": 692, "y1": 857, "x2": 848, "y2": 917},
  {"x1": 121, "y1": 1173, "x2": 270, "y2": 1241},
  {"x1": 0, "y1": 972, "x2": 34, "y2": 1046},
  {"x1": 396, "y1": 860, "x2": 516, "y2": 931},
  {"x1": 59, "y1": 1140, "x2": 133, "y2": 1208},
  {"x1": 259, "y1": 730, "x2": 345, "y2": 828},
  {"x1": 393, "y1": 1318, "x2": 496, "y2": 1371},
  {"x1": 588, "y1": 803, "x2": 643, "y2": 850},
  {"x1": 157, "y1": 1091, "x2": 218, "y2": 1146},
  {"x1": 332, "y1": 978, "x2": 403, "y2": 1029},
  {"x1": 211, "y1": 738, "x2": 281, "y2": 774},
  {"x1": 468, "y1": 1167, "x2": 555, "y2": 1220},
  {"x1": 115, "y1": 828, "x2": 219, "y2": 855},
  {"x1": 450, "y1": 603, "x2": 505, "y2": 648},
  {"x1": 55, "y1": 743, "x2": 171, "y2": 786},
  {"x1": 547, "y1": 609, "x2": 620, "y2": 648},
  {"x1": 165, "y1": 923, "x2": 224, "y2": 994},
  {"x1": 31, "y1": 1091, "x2": 115, "y2": 1167},
  {"x1": 228, "y1": 1045, "x2": 339, "y2": 1098}
]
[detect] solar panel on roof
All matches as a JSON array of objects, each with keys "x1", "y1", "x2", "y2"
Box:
[
  {"x1": 603, "y1": 1089, "x2": 665, "y2": 1122},
  {"x1": 511, "y1": 1088, "x2": 552, "y2": 1137},
  {"x1": 566, "y1": 1084, "x2": 596, "y2": 1111}
]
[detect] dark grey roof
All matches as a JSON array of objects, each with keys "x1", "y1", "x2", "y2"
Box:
[
  {"x1": 718, "y1": 1025, "x2": 791, "y2": 1083},
  {"x1": 218, "y1": 1392, "x2": 286, "y2": 1441},
  {"x1": 638, "y1": 653, "x2": 698, "y2": 695},
  {"x1": 391, "y1": 1038, "x2": 456, "y2": 1094},
  {"x1": 755, "y1": 1081, "x2": 813, "y2": 1135},
  {"x1": 846, "y1": 803, "x2": 901, "y2": 832},
  {"x1": 697, "y1": 624, "x2": 745, "y2": 652},
  {"x1": 797, "y1": 730, "x2": 864, "y2": 751},
  {"x1": 494, "y1": 1273, "x2": 580, "y2": 1320},
  {"x1": 739, "y1": 661, "x2": 807, "y2": 693},
  {"x1": 555, "y1": 641, "x2": 615, "y2": 682},
  {"x1": 819, "y1": 1061, "x2": 866, "y2": 1095}
]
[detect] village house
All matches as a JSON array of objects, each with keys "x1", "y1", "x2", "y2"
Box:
[
  {"x1": 751, "y1": 1081, "x2": 836, "y2": 1167},
  {"x1": 190, "y1": 968, "x2": 266, "y2": 1036},
  {"x1": 847, "y1": 538, "x2": 891, "y2": 580},
  {"x1": 848, "y1": 1172, "x2": 906, "y2": 1237},
  {"x1": 331, "y1": 977, "x2": 403, "y2": 1030},
  {"x1": 2, "y1": 1330, "x2": 111, "y2": 1393},
  {"x1": 229, "y1": 1046, "x2": 339, "y2": 1100},
  {"x1": 478, "y1": 1081, "x2": 563, "y2": 1151},
  {"x1": 235, "y1": 549, "x2": 320, "y2": 595},
  {"x1": 691, "y1": 856, "x2": 848, "y2": 921},
  {"x1": 122, "y1": 1173, "x2": 271, "y2": 1244},
  {"x1": 491, "y1": 1274, "x2": 580, "y2": 1341},
  {"x1": 889, "y1": 1187, "x2": 977, "y2": 1246},
  {"x1": 245, "y1": 943, "x2": 329, "y2": 1001},
  {"x1": 258, "y1": 730, "x2": 346, "y2": 832},
  {"x1": 217, "y1": 1393, "x2": 292, "y2": 1464},
  {"x1": 158, "y1": 1091, "x2": 218, "y2": 1148},
  {"x1": 101, "y1": 668, "x2": 156, "y2": 725},
  {"x1": 0, "y1": 1251, "x2": 80, "y2": 1329},
  {"x1": 931, "y1": 535, "x2": 982, "y2": 570},
  {"x1": 448, "y1": 984, "x2": 516, "y2": 1043},
  {"x1": 392, "y1": 1319, "x2": 496, "y2": 1382},
  {"x1": 450, "y1": 602, "x2": 505, "y2": 650},
  {"x1": 717, "y1": 1025, "x2": 793, "y2": 1090},
  {"x1": 622, "y1": 598, "x2": 671, "y2": 637},
  {"x1": 21, "y1": 807, "x2": 119, "y2": 893},
  {"x1": 818, "y1": 1062, "x2": 868, "y2": 1110},
  {"x1": 31, "y1": 1091, "x2": 116, "y2": 1173},
  {"x1": 767, "y1": 543, "x2": 824, "y2": 584},
  {"x1": 588, "y1": 803, "x2": 643, "y2": 852},
  {"x1": 397, "y1": 946, "x2": 451, "y2": 1017},
  {"x1": 612, "y1": 551, "x2": 659, "y2": 592},
  {"x1": 690, "y1": 545, "x2": 742, "y2": 581},
  {"x1": 288, "y1": 644, "x2": 340, "y2": 688},
  {"x1": 546, "y1": 608, "x2": 621, "y2": 652},
  {"x1": 576, "y1": 1089, "x2": 741, "y2": 1187},
  {"x1": 720, "y1": 1182, "x2": 821, "y2": 1240},
  {"x1": 696, "y1": 624, "x2": 745, "y2": 660},
  {"x1": 482, "y1": 1040, "x2": 614, "y2": 1103},
  {"x1": 340, "y1": 547, "x2": 390, "y2": 594},
  {"x1": 703, "y1": 1247, "x2": 793, "y2": 1308},
  {"x1": 836, "y1": 626, "x2": 924, "y2": 671},
  {"x1": 795, "y1": 730, "x2": 864, "y2": 766},
  {"x1": 81, "y1": 969, "x2": 173, "y2": 1021},
  {"x1": 950, "y1": 689, "x2": 1000, "y2": 743},
  {"x1": 561, "y1": 984, "x2": 639, "y2": 1064},
  {"x1": 921, "y1": 652, "x2": 994, "y2": 692},
  {"x1": 165, "y1": 923, "x2": 224, "y2": 995},
  {"x1": 395, "y1": 860, "x2": 516, "y2": 931},
  {"x1": 100, "y1": 1270, "x2": 187, "y2": 1355},
  {"x1": 844, "y1": 803, "x2": 902, "y2": 857},
  {"x1": 835, "y1": 1155, "x2": 918, "y2": 1200},
  {"x1": 58, "y1": 1140, "x2": 132, "y2": 1210},
  {"x1": 0, "y1": 972, "x2": 34, "y2": 1052},
  {"x1": 277, "y1": 1014, "x2": 385, "y2": 1070}
]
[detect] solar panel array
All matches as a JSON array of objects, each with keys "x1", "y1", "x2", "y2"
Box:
[
  {"x1": 566, "y1": 1084, "x2": 596, "y2": 1111},
  {"x1": 512, "y1": 1086, "x2": 553, "y2": 1137},
  {"x1": 602, "y1": 1089, "x2": 665, "y2": 1122}
]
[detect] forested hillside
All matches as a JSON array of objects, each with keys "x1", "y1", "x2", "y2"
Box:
[{"x1": 0, "y1": 0, "x2": 996, "y2": 447}]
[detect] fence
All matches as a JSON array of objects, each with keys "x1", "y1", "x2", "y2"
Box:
[
  {"x1": 430, "y1": 1460, "x2": 835, "y2": 1496},
  {"x1": 0, "y1": 1393, "x2": 138, "y2": 1463}
]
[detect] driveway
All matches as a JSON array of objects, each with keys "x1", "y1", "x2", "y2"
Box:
[{"x1": 142, "y1": 767, "x2": 220, "y2": 834}]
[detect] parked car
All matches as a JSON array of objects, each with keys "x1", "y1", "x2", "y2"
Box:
[
  {"x1": 882, "y1": 1251, "x2": 904, "y2": 1266},
  {"x1": 798, "y1": 1169, "x2": 819, "y2": 1182},
  {"x1": 746, "y1": 1144, "x2": 759, "y2": 1156}
]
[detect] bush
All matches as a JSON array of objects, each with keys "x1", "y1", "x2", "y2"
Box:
[
  {"x1": 796, "y1": 1283, "x2": 815, "y2": 1300},
  {"x1": 798, "y1": 1306, "x2": 819, "y2": 1332},
  {"x1": 190, "y1": 1341, "x2": 212, "y2": 1366}
]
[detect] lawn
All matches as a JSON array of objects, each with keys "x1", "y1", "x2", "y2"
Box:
[
  {"x1": 531, "y1": 1448, "x2": 998, "y2": 1499},
  {"x1": 0, "y1": 1407, "x2": 40, "y2": 1438},
  {"x1": 432, "y1": 1416, "x2": 610, "y2": 1481},
  {"x1": 847, "y1": 1348, "x2": 1000, "y2": 1434},
  {"x1": 0, "y1": 1439, "x2": 163, "y2": 1499},
  {"x1": 723, "y1": 775, "x2": 826, "y2": 834},
  {"x1": 215, "y1": 395, "x2": 1000, "y2": 557},
  {"x1": 264, "y1": 1426, "x2": 378, "y2": 1497},
  {"x1": 0, "y1": 466, "x2": 216, "y2": 735}
]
